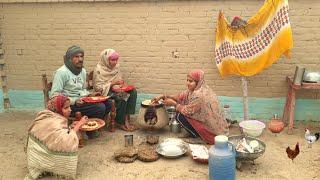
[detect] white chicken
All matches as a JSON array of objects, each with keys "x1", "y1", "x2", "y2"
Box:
[{"x1": 304, "y1": 128, "x2": 319, "y2": 148}]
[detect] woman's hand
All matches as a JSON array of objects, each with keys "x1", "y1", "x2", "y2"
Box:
[
  {"x1": 88, "y1": 92, "x2": 101, "y2": 97},
  {"x1": 71, "y1": 116, "x2": 88, "y2": 132},
  {"x1": 111, "y1": 80, "x2": 125, "y2": 87},
  {"x1": 151, "y1": 95, "x2": 163, "y2": 103},
  {"x1": 75, "y1": 99, "x2": 85, "y2": 107},
  {"x1": 78, "y1": 116, "x2": 88, "y2": 126},
  {"x1": 163, "y1": 98, "x2": 177, "y2": 107}
]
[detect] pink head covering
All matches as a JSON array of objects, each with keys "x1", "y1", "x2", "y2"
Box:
[
  {"x1": 108, "y1": 51, "x2": 120, "y2": 61},
  {"x1": 46, "y1": 95, "x2": 69, "y2": 116},
  {"x1": 188, "y1": 69, "x2": 205, "y2": 90}
]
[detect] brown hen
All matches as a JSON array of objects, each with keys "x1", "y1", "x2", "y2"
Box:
[{"x1": 286, "y1": 142, "x2": 299, "y2": 162}]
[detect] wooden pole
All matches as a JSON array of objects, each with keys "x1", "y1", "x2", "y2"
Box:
[
  {"x1": 241, "y1": 76, "x2": 249, "y2": 121},
  {"x1": 0, "y1": 36, "x2": 11, "y2": 109}
]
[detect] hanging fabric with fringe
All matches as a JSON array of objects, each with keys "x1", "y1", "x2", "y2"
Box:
[{"x1": 215, "y1": 0, "x2": 293, "y2": 77}]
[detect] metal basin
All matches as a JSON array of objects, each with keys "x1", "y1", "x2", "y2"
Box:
[
  {"x1": 303, "y1": 71, "x2": 320, "y2": 83},
  {"x1": 228, "y1": 135, "x2": 266, "y2": 161}
]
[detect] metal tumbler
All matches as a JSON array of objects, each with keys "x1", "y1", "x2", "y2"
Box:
[{"x1": 124, "y1": 134, "x2": 133, "y2": 147}]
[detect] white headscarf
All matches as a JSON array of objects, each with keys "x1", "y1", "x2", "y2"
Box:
[{"x1": 93, "y1": 49, "x2": 123, "y2": 96}]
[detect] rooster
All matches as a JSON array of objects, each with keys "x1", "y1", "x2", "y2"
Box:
[
  {"x1": 230, "y1": 16, "x2": 247, "y2": 28},
  {"x1": 286, "y1": 142, "x2": 300, "y2": 162},
  {"x1": 304, "y1": 128, "x2": 320, "y2": 148}
]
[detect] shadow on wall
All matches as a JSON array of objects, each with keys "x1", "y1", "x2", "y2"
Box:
[{"x1": 0, "y1": 90, "x2": 320, "y2": 121}]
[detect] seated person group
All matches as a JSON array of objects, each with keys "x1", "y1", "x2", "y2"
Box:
[{"x1": 25, "y1": 45, "x2": 229, "y2": 179}]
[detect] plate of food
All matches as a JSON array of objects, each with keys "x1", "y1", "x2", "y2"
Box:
[
  {"x1": 81, "y1": 96, "x2": 109, "y2": 103},
  {"x1": 112, "y1": 85, "x2": 135, "y2": 93},
  {"x1": 80, "y1": 118, "x2": 105, "y2": 131}
]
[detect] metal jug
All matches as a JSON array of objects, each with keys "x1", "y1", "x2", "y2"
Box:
[{"x1": 170, "y1": 119, "x2": 181, "y2": 133}]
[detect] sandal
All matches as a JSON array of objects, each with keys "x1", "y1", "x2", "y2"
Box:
[
  {"x1": 118, "y1": 124, "x2": 134, "y2": 132},
  {"x1": 128, "y1": 124, "x2": 139, "y2": 131}
]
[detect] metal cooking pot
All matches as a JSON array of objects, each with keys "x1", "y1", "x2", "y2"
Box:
[{"x1": 303, "y1": 71, "x2": 320, "y2": 83}]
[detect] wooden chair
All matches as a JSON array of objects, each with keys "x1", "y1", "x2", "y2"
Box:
[
  {"x1": 41, "y1": 71, "x2": 116, "y2": 132},
  {"x1": 42, "y1": 74, "x2": 52, "y2": 107},
  {"x1": 87, "y1": 70, "x2": 94, "y2": 90}
]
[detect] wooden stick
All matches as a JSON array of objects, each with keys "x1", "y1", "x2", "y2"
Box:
[{"x1": 241, "y1": 76, "x2": 249, "y2": 121}]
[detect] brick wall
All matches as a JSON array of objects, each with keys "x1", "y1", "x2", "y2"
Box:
[{"x1": 0, "y1": 0, "x2": 320, "y2": 98}]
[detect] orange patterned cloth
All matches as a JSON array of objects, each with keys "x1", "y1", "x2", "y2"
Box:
[{"x1": 215, "y1": 0, "x2": 293, "y2": 77}]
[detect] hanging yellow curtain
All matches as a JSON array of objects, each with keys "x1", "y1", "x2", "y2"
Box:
[{"x1": 215, "y1": 0, "x2": 293, "y2": 77}]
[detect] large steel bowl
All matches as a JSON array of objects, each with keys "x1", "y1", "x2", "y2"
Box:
[
  {"x1": 228, "y1": 135, "x2": 266, "y2": 162},
  {"x1": 303, "y1": 71, "x2": 320, "y2": 83}
]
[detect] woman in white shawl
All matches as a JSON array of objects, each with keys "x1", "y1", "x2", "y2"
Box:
[{"x1": 93, "y1": 49, "x2": 137, "y2": 131}]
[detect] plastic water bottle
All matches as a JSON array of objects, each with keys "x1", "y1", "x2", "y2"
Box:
[
  {"x1": 223, "y1": 104, "x2": 233, "y2": 127},
  {"x1": 209, "y1": 135, "x2": 236, "y2": 180}
]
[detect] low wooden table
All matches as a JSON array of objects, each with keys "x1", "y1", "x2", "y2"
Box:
[{"x1": 282, "y1": 76, "x2": 320, "y2": 134}]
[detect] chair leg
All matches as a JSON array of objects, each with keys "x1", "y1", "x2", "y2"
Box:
[{"x1": 109, "y1": 100, "x2": 116, "y2": 132}]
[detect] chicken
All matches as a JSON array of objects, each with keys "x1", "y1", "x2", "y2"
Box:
[
  {"x1": 305, "y1": 128, "x2": 320, "y2": 148},
  {"x1": 286, "y1": 142, "x2": 299, "y2": 162},
  {"x1": 230, "y1": 16, "x2": 247, "y2": 28}
]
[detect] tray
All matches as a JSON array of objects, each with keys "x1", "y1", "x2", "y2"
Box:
[
  {"x1": 188, "y1": 144, "x2": 209, "y2": 164},
  {"x1": 81, "y1": 96, "x2": 109, "y2": 103},
  {"x1": 79, "y1": 118, "x2": 105, "y2": 131},
  {"x1": 112, "y1": 85, "x2": 135, "y2": 93}
]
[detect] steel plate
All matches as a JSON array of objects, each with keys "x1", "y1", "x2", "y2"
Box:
[{"x1": 156, "y1": 138, "x2": 188, "y2": 158}]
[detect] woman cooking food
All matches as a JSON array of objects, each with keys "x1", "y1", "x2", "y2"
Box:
[
  {"x1": 25, "y1": 95, "x2": 87, "y2": 179},
  {"x1": 93, "y1": 49, "x2": 137, "y2": 132},
  {"x1": 152, "y1": 69, "x2": 229, "y2": 144}
]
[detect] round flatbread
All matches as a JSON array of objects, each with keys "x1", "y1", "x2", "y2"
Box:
[
  {"x1": 137, "y1": 145, "x2": 159, "y2": 162},
  {"x1": 116, "y1": 155, "x2": 137, "y2": 163},
  {"x1": 114, "y1": 147, "x2": 138, "y2": 163},
  {"x1": 146, "y1": 135, "x2": 159, "y2": 145}
]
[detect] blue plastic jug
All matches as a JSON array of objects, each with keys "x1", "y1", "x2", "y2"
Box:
[{"x1": 209, "y1": 135, "x2": 236, "y2": 180}]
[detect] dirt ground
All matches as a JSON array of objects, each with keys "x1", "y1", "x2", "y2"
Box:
[{"x1": 1, "y1": 111, "x2": 320, "y2": 180}]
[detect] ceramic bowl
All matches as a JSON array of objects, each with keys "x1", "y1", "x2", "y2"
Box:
[{"x1": 239, "y1": 120, "x2": 265, "y2": 137}]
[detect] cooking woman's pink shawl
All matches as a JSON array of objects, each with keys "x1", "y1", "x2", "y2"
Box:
[{"x1": 176, "y1": 69, "x2": 229, "y2": 136}]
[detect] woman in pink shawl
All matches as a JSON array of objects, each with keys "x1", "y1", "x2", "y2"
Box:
[
  {"x1": 25, "y1": 95, "x2": 88, "y2": 179},
  {"x1": 152, "y1": 69, "x2": 229, "y2": 144}
]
